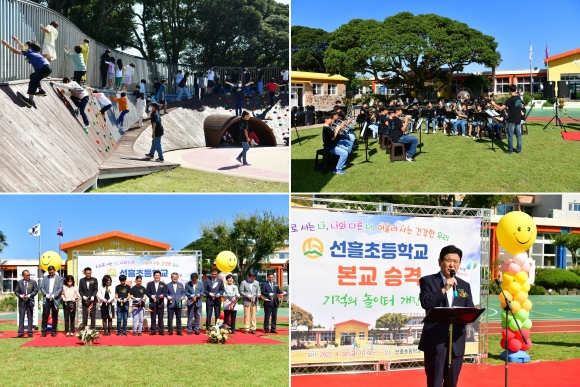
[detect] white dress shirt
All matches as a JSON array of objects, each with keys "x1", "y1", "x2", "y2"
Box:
[
  {"x1": 439, "y1": 272, "x2": 454, "y2": 307},
  {"x1": 48, "y1": 276, "x2": 55, "y2": 294}
]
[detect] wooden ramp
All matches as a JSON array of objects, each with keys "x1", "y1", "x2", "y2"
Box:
[{"x1": 0, "y1": 80, "x2": 111, "y2": 192}]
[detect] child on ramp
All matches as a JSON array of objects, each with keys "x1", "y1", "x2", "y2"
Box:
[
  {"x1": 1, "y1": 37, "x2": 52, "y2": 108},
  {"x1": 89, "y1": 88, "x2": 113, "y2": 122},
  {"x1": 109, "y1": 92, "x2": 130, "y2": 131},
  {"x1": 51, "y1": 77, "x2": 90, "y2": 130}
]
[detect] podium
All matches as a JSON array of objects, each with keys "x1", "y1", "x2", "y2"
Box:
[{"x1": 423, "y1": 307, "x2": 485, "y2": 387}]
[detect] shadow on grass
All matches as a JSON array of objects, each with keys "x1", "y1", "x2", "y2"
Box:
[
  {"x1": 291, "y1": 158, "x2": 335, "y2": 192},
  {"x1": 291, "y1": 134, "x2": 318, "y2": 145}
]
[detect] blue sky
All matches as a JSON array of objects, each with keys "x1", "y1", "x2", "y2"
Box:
[
  {"x1": 291, "y1": 0, "x2": 580, "y2": 72},
  {"x1": 0, "y1": 195, "x2": 288, "y2": 259}
]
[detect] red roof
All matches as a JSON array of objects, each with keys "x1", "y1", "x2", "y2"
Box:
[
  {"x1": 544, "y1": 48, "x2": 580, "y2": 63},
  {"x1": 334, "y1": 319, "x2": 371, "y2": 327},
  {"x1": 60, "y1": 231, "x2": 170, "y2": 251}
]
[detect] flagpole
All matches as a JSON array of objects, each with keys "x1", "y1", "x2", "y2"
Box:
[
  {"x1": 546, "y1": 41, "x2": 549, "y2": 85},
  {"x1": 38, "y1": 221, "x2": 41, "y2": 263},
  {"x1": 59, "y1": 221, "x2": 62, "y2": 259},
  {"x1": 530, "y1": 43, "x2": 533, "y2": 96}
]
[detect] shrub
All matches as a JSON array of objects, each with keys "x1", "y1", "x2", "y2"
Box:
[
  {"x1": 522, "y1": 92, "x2": 532, "y2": 106},
  {"x1": 551, "y1": 291, "x2": 560, "y2": 296},
  {"x1": 535, "y1": 268, "x2": 580, "y2": 289},
  {"x1": 529, "y1": 285, "x2": 546, "y2": 295},
  {"x1": 0, "y1": 294, "x2": 17, "y2": 311},
  {"x1": 568, "y1": 267, "x2": 580, "y2": 278},
  {"x1": 413, "y1": 339, "x2": 420, "y2": 345}
]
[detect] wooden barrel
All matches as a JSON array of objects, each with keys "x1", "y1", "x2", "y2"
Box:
[{"x1": 203, "y1": 115, "x2": 277, "y2": 147}]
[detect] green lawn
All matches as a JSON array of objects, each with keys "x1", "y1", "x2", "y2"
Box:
[
  {"x1": 488, "y1": 332, "x2": 580, "y2": 365},
  {"x1": 291, "y1": 122, "x2": 580, "y2": 192},
  {"x1": 0, "y1": 323, "x2": 288, "y2": 387},
  {"x1": 91, "y1": 167, "x2": 288, "y2": 193}
]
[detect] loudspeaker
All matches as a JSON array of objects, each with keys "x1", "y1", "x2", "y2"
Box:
[
  {"x1": 557, "y1": 81, "x2": 570, "y2": 98},
  {"x1": 543, "y1": 81, "x2": 555, "y2": 98}
]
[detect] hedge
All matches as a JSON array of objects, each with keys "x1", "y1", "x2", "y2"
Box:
[{"x1": 534, "y1": 268, "x2": 580, "y2": 290}]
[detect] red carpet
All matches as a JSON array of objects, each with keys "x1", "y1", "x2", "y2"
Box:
[
  {"x1": 561, "y1": 132, "x2": 580, "y2": 141},
  {"x1": 10, "y1": 329, "x2": 285, "y2": 347},
  {"x1": 292, "y1": 359, "x2": 580, "y2": 387}
]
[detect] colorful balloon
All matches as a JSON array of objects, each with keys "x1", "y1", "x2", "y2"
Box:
[
  {"x1": 515, "y1": 271, "x2": 529, "y2": 285},
  {"x1": 508, "y1": 338, "x2": 522, "y2": 352},
  {"x1": 522, "y1": 318, "x2": 533, "y2": 330},
  {"x1": 521, "y1": 299, "x2": 533, "y2": 311},
  {"x1": 496, "y1": 211, "x2": 537, "y2": 254},
  {"x1": 508, "y1": 281, "x2": 522, "y2": 294},
  {"x1": 514, "y1": 291, "x2": 528, "y2": 304},
  {"x1": 40, "y1": 251, "x2": 62, "y2": 272},
  {"x1": 215, "y1": 251, "x2": 238, "y2": 272},
  {"x1": 508, "y1": 263, "x2": 521, "y2": 275},
  {"x1": 521, "y1": 338, "x2": 533, "y2": 351},
  {"x1": 515, "y1": 309, "x2": 529, "y2": 321},
  {"x1": 514, "y1": 252, "x2": 528, "y2": 265}
]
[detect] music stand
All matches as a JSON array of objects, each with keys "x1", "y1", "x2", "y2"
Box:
[
  {"x1": 473, "y1": 113, "x2": 488, "y2": 141},
  {"x1": 360, "y1": 122, "x2": 371, "y2": 164},
  {"x1": 293, "y1": 115, "x2": 302, "y2": 146},
  {"x1": 423, "y1": 307, "x2": 485, "y2": 387}
]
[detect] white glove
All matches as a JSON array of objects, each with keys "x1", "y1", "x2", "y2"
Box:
[
  {"x1": 168, "y1": 296, "x2": 172, "y2": 300},
  {"x1": 269, "y1": 293, "x2": 274, "y2": 297},
  {"x1": 83, "y1": 296, "x2": 87, "y2": 300},
  {"x1": 91, "y1": 296, "x2": 94, "y2": 301}
]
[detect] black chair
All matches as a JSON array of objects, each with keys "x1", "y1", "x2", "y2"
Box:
[{"x1": 314, "y1": 149, "x2": 339, "y2": 174}]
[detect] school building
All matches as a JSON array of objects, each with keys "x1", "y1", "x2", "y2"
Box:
[{"x1": 291, "y1": 71, "x2": 349, "y2": 109}]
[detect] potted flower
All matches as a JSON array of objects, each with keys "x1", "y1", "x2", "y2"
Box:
[
  {"x1": 206, "y1": 319, "x2": 231, "y2": 344},
  {"x1": 76, "y1": 325, "x2": 100, "y2": 345}
]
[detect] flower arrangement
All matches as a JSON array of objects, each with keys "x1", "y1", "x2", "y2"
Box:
[
  {"x1": 206, "y1": 319, "x2": 231, "y2": 344},
  {"x1": 457, "y1": 289, "x2": 469, "y2": 298},
  {"x1": 76, "y1": 326, "x2": 100, "y2": 345}
]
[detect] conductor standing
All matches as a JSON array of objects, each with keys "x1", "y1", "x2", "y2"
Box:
[{"x1": 419, "y1": 245, "x2": 475, "y2": 387}]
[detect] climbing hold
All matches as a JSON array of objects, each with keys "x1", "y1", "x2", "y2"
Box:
[
  {"x1": 84, "y1": 128, "x2": 89, "y2": 134},
  {"x1": 112, "y1": 142, "x2": 115, "y2": 146},
  {"x1": 95, "y1": 114, "x2": 98, "y2": 117},
  {"x1": 103, "y1": 134, "x2": 106, "y2": 138},
  {"x1": 279, "y1": 123, "x2": 283, "y2": 126},
  {"x1": 64, "y1": 101, "x2": 68, "y2": 106},
  {"x1": 87, "y1": 108, "x2": 90, "y2": 112},
  {"x1": 99, "y1": 148, "x2": 102, "y2": 152},
  {"x1": 96, "y1": 139, "x2": 100, "y2": 144},
  {"x1": 96, "y1": 131, "x2": 100, "y2": 135},
  {"x1": 93, "y1": 121, "x2": 96, "y2": 125},
  {"x1": 96, "y1": 120, "x2": 99, "y2": 124}
]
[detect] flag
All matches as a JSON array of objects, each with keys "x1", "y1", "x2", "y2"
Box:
[
  {"x1": 57, "y1": 225, "x2": 63, "y2": 237},
  {"x1": 529, "y1": 43, "x2": 533, "y2": 61},
  {"x1": 545, "y1": 42, "x2": 549, "y2": 59},
  {"x1": 28, "y1": 223, "x2": 40, "y2": 237}
]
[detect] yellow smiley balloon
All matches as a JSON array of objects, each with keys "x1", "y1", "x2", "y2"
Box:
[
  {"x1": 496, "y1": 211, "x2": 537, "y2": 254},
  {"x1": 40, "y1": 251, "x2": 62, "y2": 272},
  {"x1": 215, "y1": 251, "x2": 238, "y2": 272}
]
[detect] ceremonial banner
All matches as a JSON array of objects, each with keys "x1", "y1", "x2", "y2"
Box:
[
  {"x1": 77, "y1": 255, "x2": 199, "y2": 289},
  {"x1": 290, "y1": 210, "x2": 481, "y2": 365}
]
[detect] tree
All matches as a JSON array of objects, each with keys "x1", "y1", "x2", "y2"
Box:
[
  {"x1": 325, "y1": 13, "x2": 501, "y2": 98},
  {"x1": 291, "y1": 303, "x2": 313, "y2": 345},
  {"x1": 550, "y1": 233, "x2": 580, "y2": 267},
  {"x1": 375, "y1": 313, "x2": 411, "y2": 345},
  {"x1": 463, "y1": 74, "x2": 491, "y2": 97},
  {"x1": 291, "y1": 26, "x2": 330, "y2": 72},
  {"x1": 182, "y1": 211, "x2": 288, "y2": 284}
]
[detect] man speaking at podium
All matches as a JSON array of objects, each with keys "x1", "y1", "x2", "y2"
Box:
[{"x1": 419, "y1": 245, "x2": 475, "y2": 387}]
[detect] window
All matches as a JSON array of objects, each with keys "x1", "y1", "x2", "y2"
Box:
[
  {"x1": 497, "y1": 204, "x2": 515, "y2": 215},
  {"x1": 561, "y1": 74, "x2": 580, "y2": 81},
  {"x1": 450, "y1": 79, "x2": 462, "y2": 94},
  {"x1": 279, "y1": 253, "x2": 286, "y2": 259},
  {"x1": 308, "y1": 333, "x2": 317, "y2": 342},
  {"x1": 570, "y1": 203, "x2": 580, "y2": 211},
  {"x1": 327, "y1": 84, "x2": 337, "y2": 95},
  {"x1": 532, "y1": 76, "x2": 546, "y2": 93},
  {"x1": 2, "y1": 270, "x2": 18, "y2": 292},
  {"x1": 517, "y1": 77, "x2": 531, "y2": 93},
  {"x1": 321, "y1": 332, "x2": 335, "y2": 342},
  {"x1": 495, "y1": 78, "x2": 511, "y2": 93},
  {"x1": 359, "y1": 331, "x2": 365, "y2": 340},
  {"x1": 312, "y1": 83, "x2": 322, "y2": 95}
]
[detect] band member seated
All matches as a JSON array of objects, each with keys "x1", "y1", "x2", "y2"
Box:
[
  {"x1": 470, "y1": 104, "x2": 485, "y2": 140},
  {"x1": 424, "y1": 101, "x2": 437, "y2": 134},
  {"x1": 322, "y1": 112, "x2": 349, "y2": 174},
  {"x1": 390, "y1": 106, "x2": 419, "y2": 162},
  {"x1": 488, "y1": 104, "x2": 505, "y2": 141},
  {"x1": 357, "y1": 102, "x2": 371, "y2": 138},
  {"x1": 453, "y1": 103, "x2": 468, "y2": 136},
  {"x1": 332, "y1": 111, "x2": 354, "y2": 153}
]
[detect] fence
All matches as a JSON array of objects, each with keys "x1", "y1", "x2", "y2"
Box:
[{"x1": 0, "y1": 0, "x2": 284, "y2": 93}]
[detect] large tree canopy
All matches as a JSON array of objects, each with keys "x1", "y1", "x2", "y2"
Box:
[
  {"x1": 291, "y1": 26, "x2": 330, "y2": 72},
  {"x1": 324, "y1": 13, "x2": 501, "y2": 97},
  {"x1": 182, "y1": 211, "x2": 288, "y2": 284},
  {"x1": 35, "y1": 0, "x2": 288, "y2": 66}
]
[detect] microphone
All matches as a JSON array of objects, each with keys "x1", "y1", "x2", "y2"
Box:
[{"x1": 450, "y1": 270, "x2": 458, "y2": 297}]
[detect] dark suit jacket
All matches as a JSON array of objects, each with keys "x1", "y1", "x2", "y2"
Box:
[
  {"x1": 14, "y1": 279, "x2": 38, "y2": 307},
  {"x1": 78, "y1": 277, "x2": 99, "y2": 305},
  {"x1": 203, "y1": 278, "x2": 224, "y2": 306},
  {"x1": 146, "y1": 281, "x2": 167, "y2": 306},
  {"x1": 418, "y1": 272, "x2": 475, "y2": 357},
  {"x1": 185, "y1": 280, "x2": 204, "y2": 308},
  {"x1": 261, "y1": 281, "x2": 284, "y2": 307}
]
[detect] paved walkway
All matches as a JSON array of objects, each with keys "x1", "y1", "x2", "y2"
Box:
[{"x1": 163, "y1": 146, "x2": 289, "y2": 183}]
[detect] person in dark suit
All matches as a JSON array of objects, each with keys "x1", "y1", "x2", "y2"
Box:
[
  {"x1": 78, "y1": 267, "x2": 98, "y2": 329},
  {"x1": 203, "y1": 268, "x2": 224, "y2": 330},
  {"x1": 146, "y1": 270, "x2": 167, "y2": 335},
  {"x1": 419, "y1": 245, "x2": 475, "y2": 387},
  {"x1": 14, "y1": 270, "x2": 38, "y2": 337},
  {"x1": 39, "y1": 265, "x2": 63, "y2": 337},
  {"x1": 260, "y1": 272, "x2": 286, "y2": 334},
  {"x1": 185, "y1": 273, "x2": 204, "y2": 335},
  {"x1": 166, "y1": 272, "x2": 186, "y2": 335}
]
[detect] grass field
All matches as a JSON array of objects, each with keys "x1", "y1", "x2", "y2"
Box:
[
  {"x1": 291, "y1": 122, "x2": 580, "y2": 192},
  {"x1": 487, "y1": 332, "x2": 580, "y2": 365},
  {"x1": 90, "y1": 167, "x2": 288, "y2": 193},
  {"x1": 0, "y1": 322, "x2": 289, "y2": 387}
]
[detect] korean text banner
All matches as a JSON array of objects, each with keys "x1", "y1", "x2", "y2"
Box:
[
  {"x1": 77, "y1": 255, "x2": 198, "y2": 288},
  {"x1": 291, "y1": 210, "x2": 481, "y2": 364}
]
